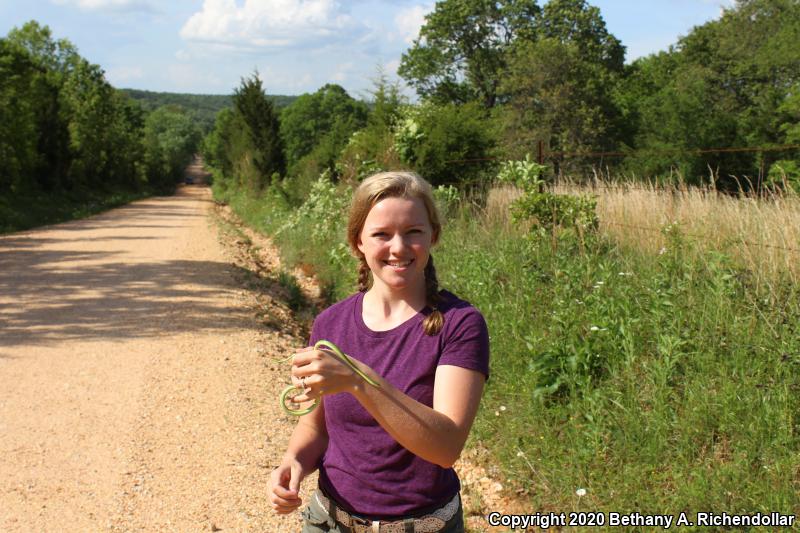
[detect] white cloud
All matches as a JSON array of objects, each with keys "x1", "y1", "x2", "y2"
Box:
[
  {"x1": 180, "y1": 0, "x2": 366, "y2": 50},
  {"x1": 394, "y1": 4, "x2": 431, "y2": 44},
  {"x1": 51, "y1": 0, "x2": 155, "y2": 12}
]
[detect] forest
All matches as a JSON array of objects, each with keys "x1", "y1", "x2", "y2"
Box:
[
  {"x1": 0, "y1": 22, "x2": 203, "y2": 231},
  {"x1": 121, "y1": 89, "x2": 296, "y2": 134}
]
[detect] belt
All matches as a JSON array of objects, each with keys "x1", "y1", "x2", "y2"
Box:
[{"x1": 313, "y1": 490, "x2": 460, "y2": 533}]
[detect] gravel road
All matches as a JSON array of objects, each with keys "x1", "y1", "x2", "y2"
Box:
[{"x1": 0, "y1": 181, "x2": 310, "y2": 532}]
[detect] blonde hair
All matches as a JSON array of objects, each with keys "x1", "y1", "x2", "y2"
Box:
[{"x1": 346, "y1": 171, "x2": 444, "y2": 336}]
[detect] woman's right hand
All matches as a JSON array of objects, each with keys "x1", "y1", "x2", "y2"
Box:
[{"x1": 267, "y1": 458, "x2": 305, "y2": 514}]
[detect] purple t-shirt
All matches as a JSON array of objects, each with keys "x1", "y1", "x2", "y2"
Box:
[{"x1": 308, "y1": 289, "x2": 490, "y2": 518}]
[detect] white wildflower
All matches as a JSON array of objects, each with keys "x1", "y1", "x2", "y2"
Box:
[{"x1": 576, "y1": 488, "x2": 587, "y2": 497}]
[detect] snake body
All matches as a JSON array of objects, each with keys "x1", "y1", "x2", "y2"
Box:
[{"x1": 280, "y1": 340, "x2": 380, "y2": 416}]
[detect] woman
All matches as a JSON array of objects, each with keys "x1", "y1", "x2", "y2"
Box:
[{"x1": 267, "y1": 171, "x2": 490, "y2": 532}]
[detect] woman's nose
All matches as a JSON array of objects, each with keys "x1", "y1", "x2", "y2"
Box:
[{"x1": 389, "y1": 234, "x2": 409, "y2": 254}]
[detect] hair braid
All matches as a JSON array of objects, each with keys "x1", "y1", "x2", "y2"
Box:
[
  {"x1": 357, "y1": 256, "x2": 372, "y2": 292},
  {"x1": 422, "y1": 254, "x2": 444, "y2": 336}
]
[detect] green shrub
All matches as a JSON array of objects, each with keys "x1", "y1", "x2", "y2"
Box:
[
  {"x1": 394, "y1": 101, "x2": 497, "y2": 187},
  {"x1": 496, "y1": 155, "x2": 598, "y2": 247},
  {"x1": 767, "y1": 159, "x2": 800, "y2": 194}
]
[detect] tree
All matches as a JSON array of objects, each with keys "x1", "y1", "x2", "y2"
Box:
[
  {"x1": 539, "y1": 0, "x2": 624, "y2": 73},
  {"x1": 279, "y1": 83, "x2": 368, "y2": 169},
  {"x1": 616, "y1": 0, "x2": 800, "y2": 186},
  {"x1": 499, "y1": 1, "x2": 626, "y2": 167},
  {"x1": 233, "y1": 71, "x2": 285, "y2": 188},
  {"x1": 395, "y1": 101, "x2": 497, "y2": 186},
  {"x1": 398, "y1": 0, "x2": 540, "y2": 108},
  {"x1": 144, "y1": 106, "x2": 201, "y2": 189},
  {"x1": 500, "y1": 37, "x2": 624, "y2": 169},
  {"x1": 0, "y1": 38, "x2": 39, "y2": 192}
]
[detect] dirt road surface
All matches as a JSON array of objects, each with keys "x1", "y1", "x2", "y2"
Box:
[
  {"x1": 0, "y1": 164, "x2": 510, "y2": 532},
  {"x1": 0, "y1": 181, "x2": 311, "y2": 532}
]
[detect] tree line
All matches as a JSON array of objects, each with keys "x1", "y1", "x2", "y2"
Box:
[
  {"x1": 121, "y1": 89, "x2": 297, "y2": 134},
  {"x1": 207, "y1": 0, "x2": 799, "y2": 197},
  {"x1": 0, "y1": 21, "x2": 202, "y2": 198}
]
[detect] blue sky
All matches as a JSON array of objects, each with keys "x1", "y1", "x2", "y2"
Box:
[{"x1": 1, "y1": 0, "x2": 735, "y2": 97}]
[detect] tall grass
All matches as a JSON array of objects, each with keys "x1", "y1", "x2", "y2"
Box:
[
  {"x1": 218, "y1": 176, "x2": 800, "y2": 526},
  {"x1": 487, "y1": 179, "x2": 800, "y2": 287}
]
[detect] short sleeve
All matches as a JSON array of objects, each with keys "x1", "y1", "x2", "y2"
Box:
[{"x1": 439, "y1": 308, "x2": 490, "y2": 379}]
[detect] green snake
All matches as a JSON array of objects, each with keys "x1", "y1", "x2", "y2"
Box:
[{"x1": 280, "y1": 340, "x2": 381, "y2": 416}]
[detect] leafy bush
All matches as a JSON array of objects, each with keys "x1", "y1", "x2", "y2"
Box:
[
  {"x1": 767, "y1": 159, "x2": 800, "y2": 194},
  {"x1": 496, "y1": 156, "x2": 598, "y2": 245},
  {"x1": 394, "y1": 101, "x2": 496, "y2": 187}
]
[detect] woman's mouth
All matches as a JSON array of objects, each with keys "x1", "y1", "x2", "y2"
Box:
[{"x1": 383, "y1": 259, "x2": 413, "y2": 270}]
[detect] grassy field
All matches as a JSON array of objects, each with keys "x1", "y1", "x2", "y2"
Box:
[{"x1": 215, "y1": 175, "x2": 800, "y2": 527}]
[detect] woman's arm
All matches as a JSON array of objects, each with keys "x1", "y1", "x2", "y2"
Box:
[
  {"x1": 292, "y1": 348, "x2": 485, "y2": 469},
  {"x1": 353, "y1": 363, "x2": 485, "y2": 468},
  {"x1": 267, "y1": 401, "x2": 328, "y2": 514}
]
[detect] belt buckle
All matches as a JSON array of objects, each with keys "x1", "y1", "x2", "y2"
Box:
[
  {"x1": 348, "y1": 514, "x2": 375, "y2": 533},
  {"x1": 350, "y1": 514, "x2": 372, "y2": 527}
]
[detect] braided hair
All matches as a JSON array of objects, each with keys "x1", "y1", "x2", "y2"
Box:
[{"x1": 348, "y1": 172, "x2": 444, "y2": 336}]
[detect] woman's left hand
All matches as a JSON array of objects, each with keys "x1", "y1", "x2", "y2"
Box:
[{"x1": 290, "y1": 345, "x2": 372, "y2": 402}]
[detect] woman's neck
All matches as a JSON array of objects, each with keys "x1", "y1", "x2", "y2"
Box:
[{"x1": 364, "y1": 281, "x2": 427, "y2": 319}]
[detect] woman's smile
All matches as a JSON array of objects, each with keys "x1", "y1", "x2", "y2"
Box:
[
  {"x1": 357, "y1": 196, "x2": 436, "y2": 293},
  {"x1": 383, "y1": 259, "x2": 414, "y2": 270}
]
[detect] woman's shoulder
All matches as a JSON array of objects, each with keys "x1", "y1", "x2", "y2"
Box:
[
  {"x1": 437, "y1": 289, "x2": 480, "y2": 315},
  {"x1": 437, "y1": 289, "x2": 487, "y2": 329}
]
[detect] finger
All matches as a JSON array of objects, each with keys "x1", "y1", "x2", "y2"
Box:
[
  {"x1": 273, "y1": 483, "x2": 302, "y2": 502},
  {"x1": 291, "y1": 363, "x2": 319, "y2": 379},
  {"x1": 288, "y1": 392, "x2": 311, "y2": 403},
  {"x1": 271, "y1": 496, "x2": 303, "y2": 513},
  {"x1": 292, "y1": 346, "x2": 315, "y2": 357},
  {"x1": 291, "y1": 351, "x2": 317, "y2": 367},
  {"x1": 289, "y1": 463, "x2": 302, "y2": 494},
  {"x1": 271, "y1": 494, "x2": 302, "y2": 510}
]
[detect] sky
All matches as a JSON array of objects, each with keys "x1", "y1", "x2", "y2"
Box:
[{"x1": 1, "y1": 0, "x2": 736, "y2": 98}]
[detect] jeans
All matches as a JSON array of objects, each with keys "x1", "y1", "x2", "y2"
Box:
[{"x1": 300, "y1": 490, "x2": 465, "y2": 533}]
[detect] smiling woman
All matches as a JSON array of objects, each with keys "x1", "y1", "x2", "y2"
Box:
[{"x1": 267, "y1": 171, "x2": 490, "y2": 533}]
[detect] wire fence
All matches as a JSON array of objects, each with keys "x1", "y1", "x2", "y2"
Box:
[
  {"x1": 446, "y1": 142, "x2": 800, "y2": 191},
  {"x1": 470, "y1": 143, "x2": 800, "y2": 255}
]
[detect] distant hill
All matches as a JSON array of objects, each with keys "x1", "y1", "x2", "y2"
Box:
[{"x1": 120, "y1": 89, "x2": 298, "y2": 132}]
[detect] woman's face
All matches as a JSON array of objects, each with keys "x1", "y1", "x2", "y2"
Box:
[{"x1": 357, "y1": 196, "x2": 437, "y2": 294}]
